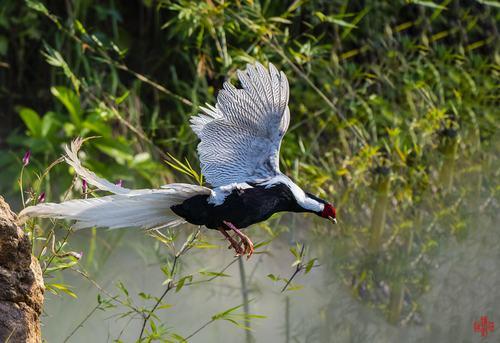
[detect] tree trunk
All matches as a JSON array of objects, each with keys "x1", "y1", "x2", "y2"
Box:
[{"x1": 0, "y1": 196, "x2": 44, "y2": 343}]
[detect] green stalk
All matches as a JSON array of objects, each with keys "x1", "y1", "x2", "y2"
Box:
[
  {"x1": 238, "y1": 256, "x2": 252, "y2": 343},
  {"x1": 285, "y1": 296, "x2": 290, "y2": 343},
  {"x1": 438, "y1": 136, "x2": 458, "y2": 192},
  {"x1": 85, "y1": 227, "x2": 97, "y2": 269},
  {"x1": 388, "y1": 279, "x2": 404, "y2": 324},
  {"x1": 368, "y1": 173, "x2": 391, "y2": 253},
  {"x1": 388, "y1": 221, "x2": 414, "y2": 324}
]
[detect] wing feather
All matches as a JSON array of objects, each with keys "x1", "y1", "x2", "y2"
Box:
[{"x1": 190, "y1": 62, "x2": 290, "y2": 187}]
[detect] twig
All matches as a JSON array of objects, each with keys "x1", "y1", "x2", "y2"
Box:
[
  {"x1": 63, "y1": 302, "x2": 100, "y2": 342},
  {"x1": 137, "y1": 228, "x2": 201, "y2": 340},
  {"x1": 184, "y1": 258, "x2": 238, "y2": 286},
  {"x1": 182, "y1": 300, "x2": 261, "y2": 342},
  {"x1": 71, "y1": 267, "x2": 142, "y2": 313},
  {"x1": 19, "y1": 165, "x2": 26, "y2": 208},
  {"x1": 281, "y1": 244, "x2": 305, "y2": 293},
  {"x1": 4, "y1": 328, "x2": 16, "y2": 343},
  {"x1": 116, "y1": 316, "x2": 135, "y2": 341},
  {"x1": 113, "y1": 63, "x2": 193, "y2": 107},
  {"x1": 42, "y1": 227, "x2": 73, "y2": 273},
  {"x1": 37, "y1": 174, "x2": 79, "y2": 263},
  {"x1": 182, "y1": 318, "x2": 216, "y2": 341}
]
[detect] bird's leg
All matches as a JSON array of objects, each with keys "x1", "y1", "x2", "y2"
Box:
[
  {"x1": 218, "y1": 227, "x2": 244, "y2": 256},
  {"x1": 223, "y1": 221, "x2": 254, "y2": 258}
]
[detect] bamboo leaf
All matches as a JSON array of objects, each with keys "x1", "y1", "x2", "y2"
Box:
[{"x1": 175, "y1": 275, "x2": 193, "y2": 292}]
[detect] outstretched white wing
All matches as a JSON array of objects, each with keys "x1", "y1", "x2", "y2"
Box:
[{"x1": 190, "y1": 62, "x2": 290, "y2": 188}]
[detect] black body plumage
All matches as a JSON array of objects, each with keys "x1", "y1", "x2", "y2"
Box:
[{"x1": 171, "y1": 183, "x2": 311, "y2": 229}]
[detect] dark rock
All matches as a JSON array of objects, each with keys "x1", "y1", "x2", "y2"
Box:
[{"x1": 0, "y1": 196, "x2": 44, "y2": 343}]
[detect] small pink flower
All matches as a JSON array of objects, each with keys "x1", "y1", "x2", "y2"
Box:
[
  {"x1": 82, "y1": 179, "x2": 87, "y2": 193},
  {"x1": 68, "y1": 251, "x2": 83, "y2": 260},
  {"x1": 37, "y1": 192, "x2": 45, "y2": 203},
  {"x1": 22, "y1": 150, "x2": 31, "y2": 166},
  {"x1": 116, "y1": 179, "x2": 123, "y2": 187}
]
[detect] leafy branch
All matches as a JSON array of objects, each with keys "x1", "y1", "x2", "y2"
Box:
[
  {"x1": 183, "y1": 303, "x2": 266, "y2": 341},
  {"x1": 267, "y1": 243, "x2": 319, "y2": 293},
  {"x1": 137, "y1": 227, "x2": 201, "y2": 340}
]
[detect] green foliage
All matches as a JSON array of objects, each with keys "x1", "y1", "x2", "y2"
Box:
[
  {"x1": 0, "y1": 0, "x2": 498, "y2": 341},
  {"x1": 211, "y1": 302, "x2": 266, "y2": 330}
]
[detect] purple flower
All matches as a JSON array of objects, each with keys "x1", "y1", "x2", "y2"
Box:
[
  {"x1": 82, "y1": 179, "x2": 87, "y2": 193},
  {"x1": 69, "y1": 251, "x2": 83, "y2": 260},
  {"x1": 22, "y1": 150, "x2": 31, "y2": 166},
  {"x1": 37, "y1": 192, "x2": 45, "y2": 203},
  {"x1": 115, "y1": 179, "x2": 123, "y2": 187}
]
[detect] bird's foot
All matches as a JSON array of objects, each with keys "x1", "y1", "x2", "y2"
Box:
[
  {"x1": 218, "y1": 227, "x2": 245, "y2": 255},
  {"x1": 223, "y1": 221, "x2": 254, "y2": 258}
]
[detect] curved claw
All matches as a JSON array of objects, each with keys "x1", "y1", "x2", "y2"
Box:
[
  {"x1": 218, "y1": 228, "x2": 244, "y2": 255},
  {"x1": 223, "y1": 221, "x2": 254, "y2": 258}
]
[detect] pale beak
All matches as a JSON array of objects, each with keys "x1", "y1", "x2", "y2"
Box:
[{"x1": 328, "y1": 216, "x2": 337, "y2": 224}]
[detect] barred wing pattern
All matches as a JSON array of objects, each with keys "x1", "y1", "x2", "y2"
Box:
[{"x1": 190, "y1": 62, "x2": 290, "y2": 188}]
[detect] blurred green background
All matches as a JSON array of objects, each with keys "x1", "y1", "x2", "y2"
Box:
[{"x1": 0, "y1": 0, "x2": 498, "y2": 342}]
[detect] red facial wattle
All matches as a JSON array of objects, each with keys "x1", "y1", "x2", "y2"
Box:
[{"x1": 321, "y1": 204, "x2": 337, "y2": 223}]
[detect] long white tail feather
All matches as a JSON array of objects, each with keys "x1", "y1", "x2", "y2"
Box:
[
  {"x1": 19, "y1": 139, "x2": 211, "y2": 230},
  {"x1": 64, "y1": 138, "x2": 131, "y2": 195},
  {"x1": 19, "y1": 192, "x2": 188, "y2": 229}
]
